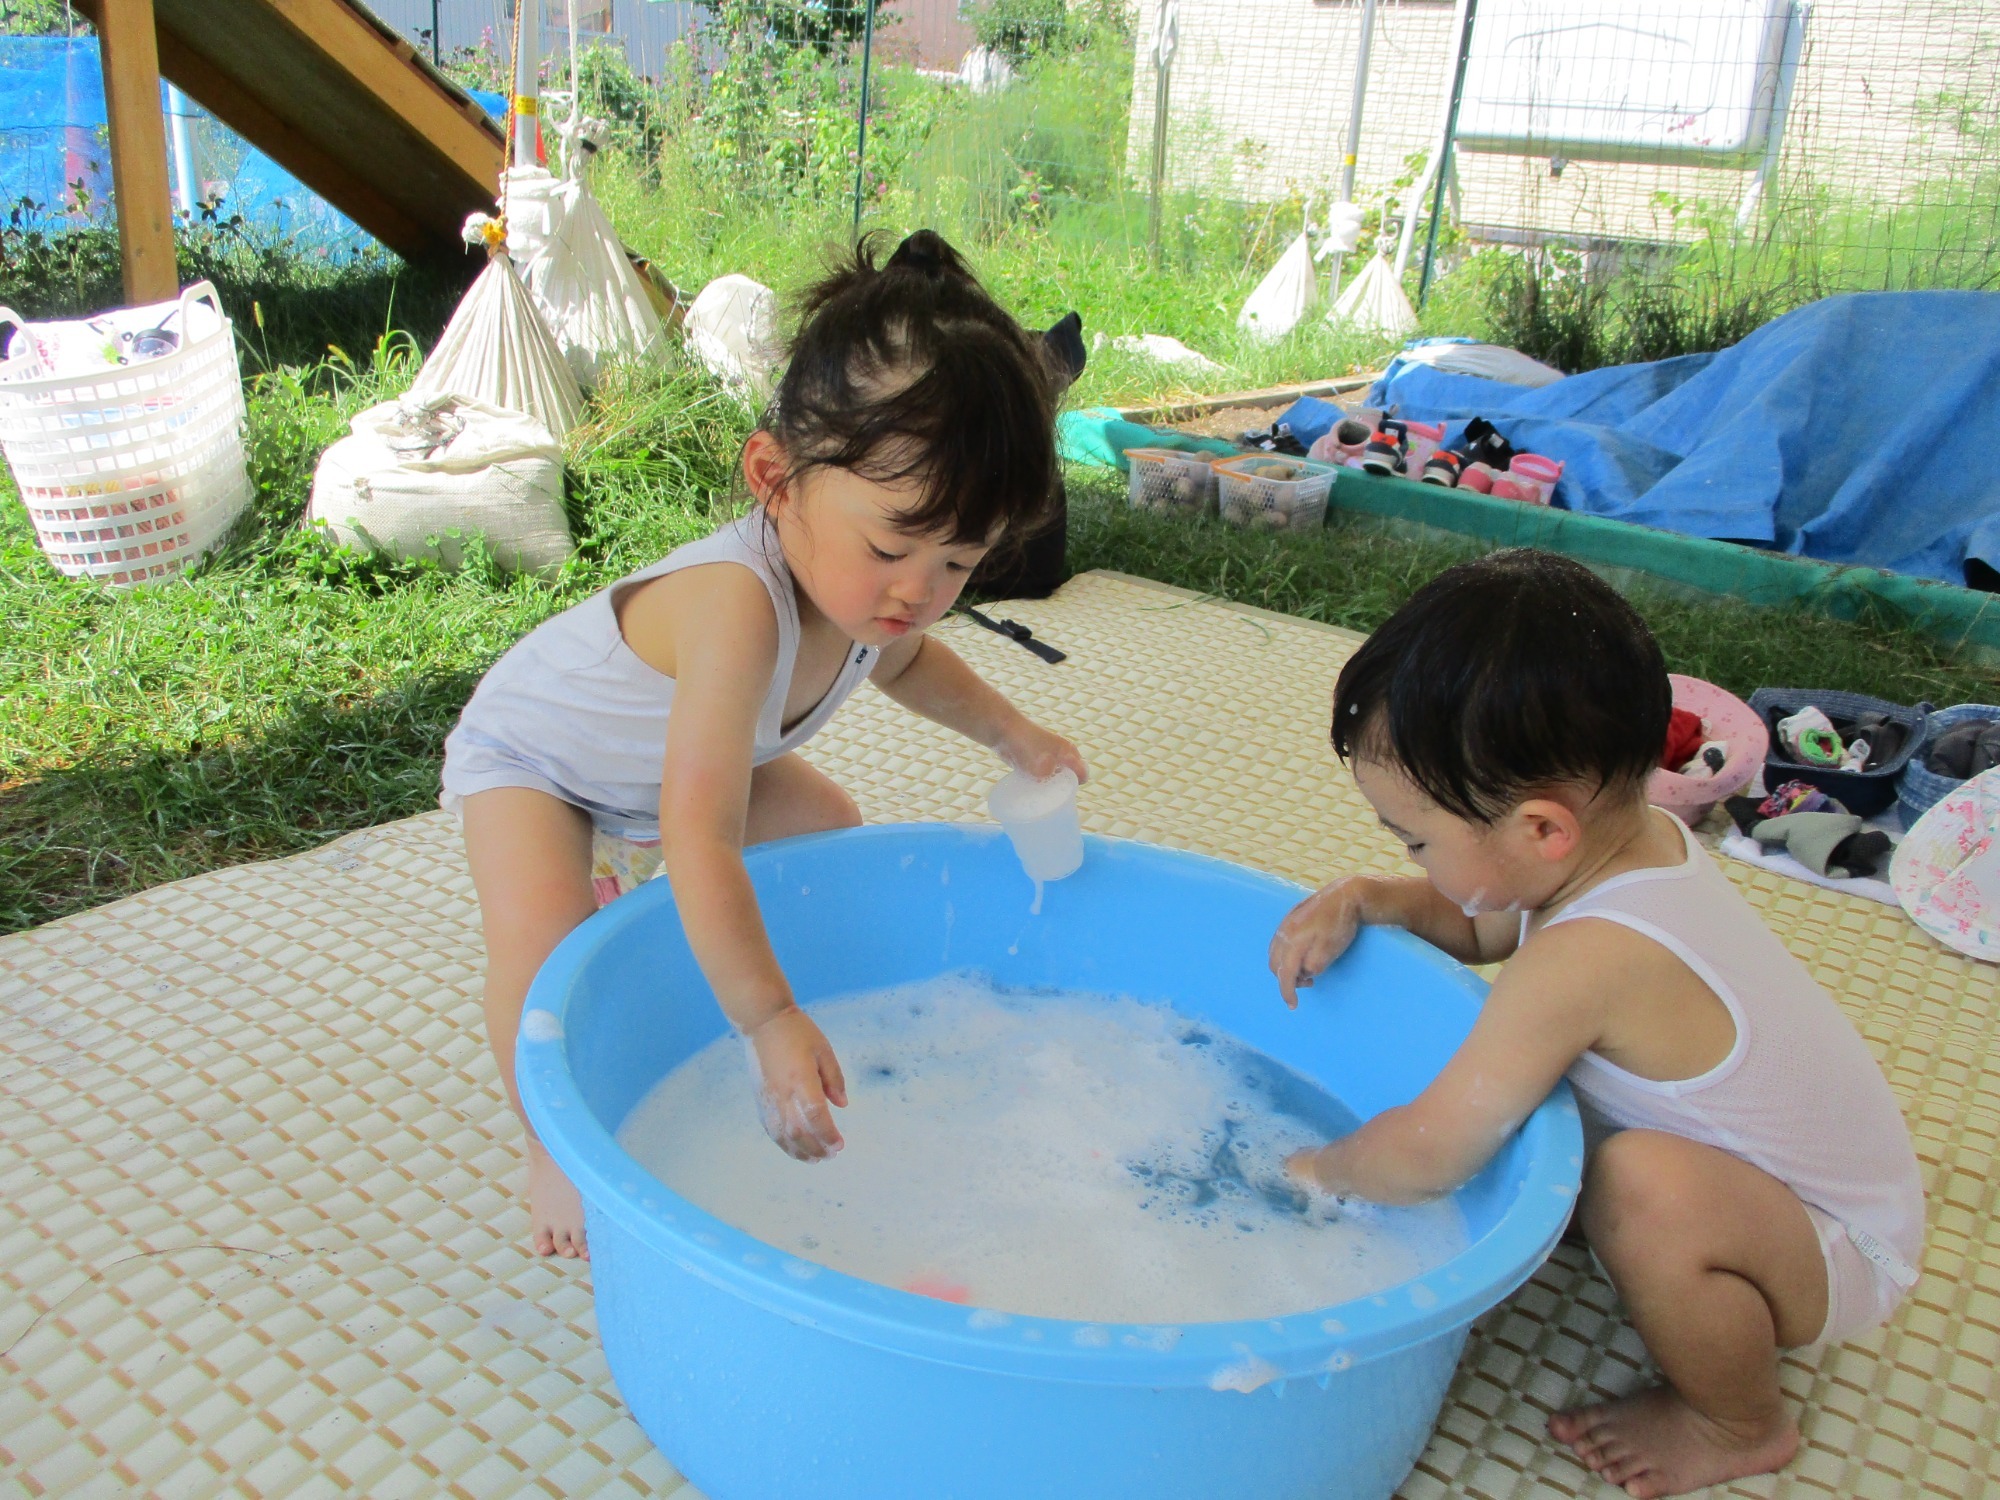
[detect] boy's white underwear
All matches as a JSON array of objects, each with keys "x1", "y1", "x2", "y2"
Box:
[{"x1": 1798, "y1": 1202, "x2": 1906, "y2": 1357}]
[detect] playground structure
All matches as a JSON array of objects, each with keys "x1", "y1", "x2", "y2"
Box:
[{"x1": 71, "y1": 0, "x2": 506, "y2": 301}]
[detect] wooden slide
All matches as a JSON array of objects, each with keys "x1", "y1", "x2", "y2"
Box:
[{"x1": 75, "y1": 0, "x2": 506, "y2": 301}]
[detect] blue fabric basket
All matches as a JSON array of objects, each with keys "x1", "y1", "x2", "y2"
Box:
[
  {"x1": 1746, "y1": 687, "x2": 1930, "y2": 819},
  {"x1": 1897, "y1": 703, "x2": 2000, "y2": 828}
]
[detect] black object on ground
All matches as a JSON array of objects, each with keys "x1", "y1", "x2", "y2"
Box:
[{"x1": 960, "y1": 606, "x2": 1067, "y2": 664}]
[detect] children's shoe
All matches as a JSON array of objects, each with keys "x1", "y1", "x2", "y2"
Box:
[
  {"x1": 1361, "y1": 418, "x2": 1408, "y2": 476},
  {"x1": 1458, "y1": 459, "x2": 1498, "y2": 494},
  {"x1": 1504, "y1": 452, "x2": 1564, "y2": 504},
  {"x1": 1459, "y1": 416, "x2": 1517, "y2": 473},
  {"x1": 1401, "y1": 419, "x2": 1447, "y2": 478},
  {"x1": 1420, "y1": 449, "x2": 1463, "y2": 486},
  {"x1": 1307, "y1": 414, "x2": 1379, "y2": 466}
]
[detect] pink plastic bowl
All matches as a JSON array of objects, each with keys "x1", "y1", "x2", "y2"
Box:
[{"x1": 1647, "y1": 674, "x2": 1769, "y2": 825}]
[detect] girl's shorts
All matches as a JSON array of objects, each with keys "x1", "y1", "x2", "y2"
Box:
[{"x1": 589, "y1": 829, "x2": 664, "y2": 907}]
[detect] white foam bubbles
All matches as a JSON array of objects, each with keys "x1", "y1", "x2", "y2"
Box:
[
  {"x1": 618, "y1": 976, "x2": 1467, "y2": 1325},
  {"x1": 520, "y1": 1009, "x2": 563, "y2": 1044}
]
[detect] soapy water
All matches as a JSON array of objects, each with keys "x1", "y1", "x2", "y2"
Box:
[{"x1": 619, "y1": 976, "x2": 1467, "y2": 1325}]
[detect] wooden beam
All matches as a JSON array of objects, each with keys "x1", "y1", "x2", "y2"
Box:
[
  {"x1": 151, "y1": 28, "x2": 432, "y2": 260},
  {"x1": 264, "y1": 0, "x2": 504, "y2": 189},
  {"x1": 97, "y1": 0, "x2": 178, "y2": 303}
]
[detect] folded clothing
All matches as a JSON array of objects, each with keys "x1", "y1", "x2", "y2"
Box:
[
  {"x1": 1745, "y1": 810, "x2": 1894, "y2": 879},
  {"x1": 1926, "y1": 716, "x2": 2000, "y2": 779},
  {"x1": 1769, "y1": 704, "x2": 1906, "y2": 773}
]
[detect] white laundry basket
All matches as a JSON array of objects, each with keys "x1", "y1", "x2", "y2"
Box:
[{"x1": 0, "y1": 281, "x2": 252, "y2": 587}]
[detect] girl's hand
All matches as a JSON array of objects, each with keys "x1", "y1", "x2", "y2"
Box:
[
  {"x1": 1269, "y1": 876, "x2": 1369, "y2": 1009},
  {"x1": 996, "y1": 719, "x2": 1089, "y2": 785},
  {"x1": 745, "y1": 1007, "x2": 849, "y2": 1161}
]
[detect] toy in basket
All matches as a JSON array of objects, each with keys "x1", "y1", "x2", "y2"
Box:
[
  {"x1": 0, "y1": 282, "x2": 251, "y2": 588},
  {"x1": 1123, "y1": 447, "x2": 1220, "y2": 517},
  {"x1": 1214, "y1": 454, "x2": 1337, "y2": 533}
]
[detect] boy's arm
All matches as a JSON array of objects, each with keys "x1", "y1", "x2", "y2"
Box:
[
  {"x1": 1290, "y1": 920, "x2": 1605, "y2": 1204},
  {"x1": 1271, "y1": 875, "x2": 1521, "y2": 1003},
  {"x1": 871, "y1": 631, "x2": 1087, "y2": 781}
]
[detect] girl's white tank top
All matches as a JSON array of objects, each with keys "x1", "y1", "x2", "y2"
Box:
[
  {"x1": 1538, "y1": 815, "x2": 1924, "y2": 1290},
  {"x1": 442, "y1": 510, "x2": 880, "y2": 833}
]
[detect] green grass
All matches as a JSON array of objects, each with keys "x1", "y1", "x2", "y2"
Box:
[
  {"x1": 1065, "y1": 468, "x2": 1999, "y2": 708},
  {"x1": 5, "y1": 342, "x2": 1993, "y2": 933}
]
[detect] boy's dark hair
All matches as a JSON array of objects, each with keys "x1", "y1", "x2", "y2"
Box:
[
  {"x1": 1331, "y1": 550, "x2": 1671, "y2": 822},
  {"x1": 766, "y1": 229, "x2": 1059, "y2": 547}
]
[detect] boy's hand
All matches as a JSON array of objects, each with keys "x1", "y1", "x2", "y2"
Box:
[
  {"x1": 745, "y1": 1006, "x2": 849, "y2": 1161},
  {"x1": 1269, "y1": 876, "x2": 1369, "y2": 1009},
  {"x1": 996, "y1": 719, "x2": 1089, "y2": 785},
  {"x1": 1286, "y1": 1144, "x2": 1342, "y2": 1195}
]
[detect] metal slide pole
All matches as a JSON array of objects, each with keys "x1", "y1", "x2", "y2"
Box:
[
  {"x1": 1147, "y1": 1, "x2": 1178, "y2": 265},
  {"x1": 432, "y1": 0, "x2": 442, "y2": 66},
  {"x1": 513, "y1": 0, "x2": 541, "y2": 168},
  {"x1": 166, "y1": 83, "x2": 200, "y2": 216},
  {"x1": 1326, "y1": 0, "x2": 1377, "y2": 301},
  {"x1": 1393, "y1": 0, "x2": 1470, "y2": 282},
  {"x1": 1417, "y1": 0, "x2": 1477, "y2": 309},
  {"x1": 852, "y1": 0, "x2": 878, "y2": 236}
]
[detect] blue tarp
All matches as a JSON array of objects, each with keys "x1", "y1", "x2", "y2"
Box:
[
  {"x1": 1368, "y1": 292, "x2": 2000, "y2": 588},
  {"x1": 1, "y1": 37, "x2": 505, "y2": 258}
]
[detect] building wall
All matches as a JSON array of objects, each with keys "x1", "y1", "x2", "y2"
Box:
[{"x1": 1126, "y1": 0, "x2": 1998, "y2": 247}]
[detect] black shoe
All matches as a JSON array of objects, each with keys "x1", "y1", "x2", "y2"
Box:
[
  {"x1": 1460, "y1": 416, "x2": 1516, "y2": 471},
  {"x1": 1420, "y1": 449, "x2": 1463, "y2": 486},
  {"x1": 1361, "y1": 418, "x2": 1408, "y2": 476}
]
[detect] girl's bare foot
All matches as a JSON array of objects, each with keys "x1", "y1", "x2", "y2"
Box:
[
  {"x1": 528, "y1": 1140, "x2": 589, "y2": 1259},
  {"x1": 1550, "y1": 1386, "x2": 1797, "y2": 1499}
]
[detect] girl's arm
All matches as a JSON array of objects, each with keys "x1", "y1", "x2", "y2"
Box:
[
  {"x1": 1288, "y1": 919, "x2": 1607, "y2": 1204},
  {"x1": 1270, "y1": 874, "x2": 1521, "y2": 1004},
  {"x1": 622, "y1": 563, "x2": 849, "y2": 1160},
  {"x1": 871, "y1": 631, "x2": 1087, "y2": 782}
]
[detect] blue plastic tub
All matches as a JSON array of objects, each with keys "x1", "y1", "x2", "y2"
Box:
[{"x1": 519, "y1": 826, "x2": 1583, "y2": 1500}]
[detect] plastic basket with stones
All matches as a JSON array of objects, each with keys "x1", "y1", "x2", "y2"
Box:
[
  {"x1": 1124, "y1": 447, "x2": 1222, "y2": 517},
  {"x1": 1214, "y1": 455, "x2": 1338, "y2": 533}
]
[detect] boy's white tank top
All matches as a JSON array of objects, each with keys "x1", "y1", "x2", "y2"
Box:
[
  {"x1": 444, "y1": 510, "x2": 880, "y2": 831},
  {"x1": 1538, "y1": 816, "x2": 1924, "y2": 1289}
]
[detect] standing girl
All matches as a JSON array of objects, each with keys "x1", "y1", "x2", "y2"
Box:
[{"x1": 442, "y1": 232, "x2": 1087, "y2": 1258}]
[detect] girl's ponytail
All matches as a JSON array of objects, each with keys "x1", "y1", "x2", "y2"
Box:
[{"x1": 884, "y1": 229, "x2": 972, "y2": 283}]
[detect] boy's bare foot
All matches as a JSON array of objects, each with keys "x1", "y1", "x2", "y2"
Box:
[
  {"x1": 528, "y1": 1141, "x2": 589, "y2": 1259},
  {"x1": 1550, "y1": 1386, "x2": 1797, "y2": 1499}
]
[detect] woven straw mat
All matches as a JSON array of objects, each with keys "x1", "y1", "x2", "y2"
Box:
[{"x1": 3, "y1": 571, "x2": 1994, "y2": 1500}]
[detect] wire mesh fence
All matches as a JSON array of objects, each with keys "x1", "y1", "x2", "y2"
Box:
[{"x1": 4, "y1": 0, "x2": 1996, "y2": 373}]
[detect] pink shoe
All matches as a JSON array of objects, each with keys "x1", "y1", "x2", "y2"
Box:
[
  {"x1": 1507, "y1": 453, "x2": 1564, "y2": 504},
  {"x1": 1402, "y1": 419, "x2": 1447, "y2": 479},
  {"x1": 1459, "y1": 461, "x2": 1498, "y2": 494},
  {"x1": 1308, "y1": 412, "x2": 1380, "y2": 466}
]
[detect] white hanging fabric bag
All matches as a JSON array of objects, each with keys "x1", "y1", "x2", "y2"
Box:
[
  {"x1": 685, "y1": 274, "x2": 783, "y2": 400},
  {"x1": 1237, "y1": 229, "x2": 1315, "y2": 342},
  {"x1": 1328, "y1": 254, "x2": 1418, "y2": 340},
  {"x1": 505, "y1": 124, "x2": 664, "y2": 391},
  {"x1": 309, "y1": 393, "x2": 571, "y2": 573},
  {"x1": 410, "y1": 216, "x2": 586, "y2": 439}
]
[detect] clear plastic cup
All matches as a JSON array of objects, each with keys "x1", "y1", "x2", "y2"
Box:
[{"x1": 987, "y1": 766, "x2": 1084, "y2": 884}]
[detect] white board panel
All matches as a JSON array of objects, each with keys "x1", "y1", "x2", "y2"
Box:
[{"x1": 1456, "y1": 0, "x2": 1791, "y2": 165}]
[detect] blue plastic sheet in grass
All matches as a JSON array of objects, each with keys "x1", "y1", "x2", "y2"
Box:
[
  {"x1": 1368, "y1": 292, "x2": 2000, "y2": 588},
  {"x1": 1, "y1": 37, "x2": 505, "y2": 257}
]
